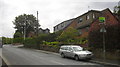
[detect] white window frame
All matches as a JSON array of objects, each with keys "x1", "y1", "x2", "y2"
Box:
[
  {"x1": 93, "y1": 14, "x2": 95, "y2": 18},
  {"x1": 86, "y1": 15, "x2": 89, "y2": 20},
  {"x1": 79, "y1": 18, "x2": 82, "y2": 23}
]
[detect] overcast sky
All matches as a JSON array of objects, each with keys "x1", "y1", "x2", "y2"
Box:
[{"x1": 0, "y1": 0, "x2": 119, "y2": 38}]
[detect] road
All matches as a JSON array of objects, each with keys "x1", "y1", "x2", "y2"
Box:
[
  {"x1": 0, "y1": 48, "x2": 2, "y2": 67},
  {"x1": 1, "y1": 44, "x2": 112, "y2": 67}
]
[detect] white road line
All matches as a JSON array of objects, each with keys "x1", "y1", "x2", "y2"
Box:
[
  {"x1": 1, "y1": 55, "x2": 11, "y2": 65},
  {"x1": 50, "y1": 60, "x2": 65, "y2": 65}
]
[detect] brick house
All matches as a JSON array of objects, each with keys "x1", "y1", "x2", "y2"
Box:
[
  {"x1": 89, "y1": 8, "x2": 120, "y2": 32},
  {"x1": 53, "y1": 8, "x2": 120, "y2": 38},
  {"x1": 54, "y1": 9, "x2": 101, "y2": 35},
  {"x1": 88, "y1": 8, "x2": 120, "y2": 49}
]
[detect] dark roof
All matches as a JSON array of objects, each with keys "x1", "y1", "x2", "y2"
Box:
[
  {"x1": 54, "y1": 18, "x2": 75, "y2": 28},
  {"x1": 76, "y1": 10, "x2": 101, "y2": 19},
  {"x1": 54, "y1": 10, "x2": 101, "y2": 28},
  {"x1": 54, "y1": 8, "x2": 119, "y2": 30}
]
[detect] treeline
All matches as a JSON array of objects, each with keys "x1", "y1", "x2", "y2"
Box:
[{"x1": 2, "y1": 37, "x2": 13, "y2": 44}]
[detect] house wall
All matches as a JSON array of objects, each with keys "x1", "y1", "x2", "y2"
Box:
[
  {"x1": 102, "y1": 9, "x2": 119, "y2": 26},
  {"x1": 75, "y1": 11, "x2": 101, "y2": 35},
  {"x1": 76, "y1": 11, "x2": 101, "y2": 29},
  {"x1": 89, "y1": 8, "x2": 119, "y2": 32},
  {"x1": 54, "y1": 10, "x2": 101, "y2": 34},
  {"x1": 54, "y1": 19, "x2": 73, "y2": 32}
]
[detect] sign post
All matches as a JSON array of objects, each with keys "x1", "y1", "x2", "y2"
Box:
[{"x1": 99, "y1": 17, "x2": 106, "y2": 61}]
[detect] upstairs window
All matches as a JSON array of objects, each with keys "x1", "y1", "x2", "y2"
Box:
[
  {"x1": 56, "y1": 26, "x2": 58, "y2": 30},
  {"x1": 86, "y1": 27, "x2": 89, "y2": 32},
  {"x1": 78, "y1": 18, "x2": 82, "y2": 23},
  {"x1": 93, "y1": 14, "x2": 95, "y2": 18},
  {"x1": 61, "y1": 23, "x2": 64, "y2": 27},
  {"x1": 86, "y1": 15, "x2": 89, "y2": 20},
  {"x1": 78, "y1": 29, "x2": 82, "y2": 35}
]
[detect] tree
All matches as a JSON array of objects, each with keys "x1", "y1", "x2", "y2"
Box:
[
  {"x1": 2, "y1": 37, "x2": 13, "y2": 44},
  {"x1": 13, "y1": 14, "x2": 40, "y2": 37},
  {"x1": 113, "y1": 1, "x2": 120, "y2": 18},
  {"x1": 57, "y1": 27, "x2": 79, "y2": 44},
  {"x1": 114, "y1": 6, "x2": 120, "y2": 14},
  {"x1": 14, "y1": 30, "x2": 23, "y2": 38}
]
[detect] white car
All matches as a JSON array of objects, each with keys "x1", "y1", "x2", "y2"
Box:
[{"x1": 59, "y1": 45, "x2": 93, "y2": 60}]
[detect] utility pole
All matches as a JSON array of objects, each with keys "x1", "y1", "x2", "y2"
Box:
[
  {"x1": 37, "y1": 11, "x2": 39, "y2": 36},
  {"x1": 36, "y1": 11, "x2": 40, "y2": 49},
  {"x1": 24, "y1": 16, "x2": 26, "y2": 41}
]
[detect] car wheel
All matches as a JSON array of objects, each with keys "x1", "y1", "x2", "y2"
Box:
[
  {"x1": 61, "y1": 53, "x2": 65, "y2": 58},
  {"x1": 74, "y1": 55, "x2": 79, "y2": 61}
]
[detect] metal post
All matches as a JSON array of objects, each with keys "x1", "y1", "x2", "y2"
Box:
[
  {"x1": 103, "y1": 27, "x2": 106, "y2": 61},
  {"x1": 24, "y1": 16, "x2": 26, "y2": 41},
  {"x1": 24, "y1": 21, "x2": 26, "y2": 41},
  {"x1": 37, "y1": 11, "x2": 39, "y2": 36}
]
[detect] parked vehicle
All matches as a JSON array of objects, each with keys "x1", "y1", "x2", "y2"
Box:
[{"x1": 59, "y1": 45, "x2": 93, "y2": 60}]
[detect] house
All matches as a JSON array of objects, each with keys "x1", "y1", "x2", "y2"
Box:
[
  {"x1": 89, "y1": 8, "x2": 120, "y2": 32},
  {"x1": 38, "y1": 28, "x2": 50, "y2": 34},
  {"x1": 54, "y1": 8, "x2": 120, "y2": 37},
  {"x1": 54, "y1": 19, "x2": 74, "y2": 32},
  {"x1": 88, "y1": 8, "x2": 120, "y2": 49},
  {"x1": 28, "y1": 28, "x2": 50, "y2": 37},
  {"x1": 54, "y1": 9, "x2": 102, "y2": 35}
]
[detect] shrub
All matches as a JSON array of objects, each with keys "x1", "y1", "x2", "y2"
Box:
[
  {"x1": 13, "y1": 38, "x2": 24, "y2": 44},
  {"x1": 24, "y1": 37, "x2": 38, "y2": 49}
]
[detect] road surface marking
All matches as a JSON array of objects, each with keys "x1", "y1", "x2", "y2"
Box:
[{"x1": 1, "y1": 55, "x2": 11, "y2": 65}]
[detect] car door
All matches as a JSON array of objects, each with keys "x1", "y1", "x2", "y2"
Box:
[
  {"x1": 66, "y1": 47, "x2": 74, "y2": 58},
  {"x1": 64, "y1": 47, "x2": 69, "y2": 57}
]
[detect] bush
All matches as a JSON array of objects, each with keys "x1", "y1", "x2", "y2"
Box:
[
  {"x1": 13, "y1": 38, "x2": 24, "y2": 44},
  {"x1": 43, "y1": 41, "x2": 59, "y2": 45},
  {"x1": 24, "y1": 37, "x2": 38, "y2": 49}
]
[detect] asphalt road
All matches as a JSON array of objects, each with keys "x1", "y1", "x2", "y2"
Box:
[
  {"x1": 0, "y1": 48, "x2": 2, "y2": 67},
  {"x1": 1, "y1": 45, "x2": 112, "y2": 67}
]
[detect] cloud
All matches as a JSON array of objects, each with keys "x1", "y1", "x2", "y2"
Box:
[
  {"x1": 0, "y1": 0, "x2": 119, "y2": 38},
  {"x1": 89, "y1": 2, "x2": 118, "y2": 11}
]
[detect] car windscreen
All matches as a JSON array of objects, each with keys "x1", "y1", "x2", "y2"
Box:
[{"x1": 72, "y1": 47, "x2": 83, "y2": 51}]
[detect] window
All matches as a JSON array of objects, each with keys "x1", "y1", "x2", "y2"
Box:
[
  {"x1": 78, "y1": 30, "x2": 82, "y2": 35},
  {"x1": 78, "y1": 18, "x2": 82, "y2": 23},
  {"x1": 56, "y1": 26, "x2": 58, "y2": 29},
  {"x1": 69, "y1": 47, "x2": 73, "y2": 51},
  {"x1": 64, "y1": 47, "x2": 69, "y2": 50},
  {"x1": 61, "y1": 23, "x2": 64, "y2": 27},
  {"x1": 86, "y1": 27, "x2": 89, "y2": 32},
  {"x1": 73, "y1": 47, "x2": 83, "y2": 51},
  {"x1": 60, "y1": 47, "x2": 64, "y2": 50},
  {"x1": 86, "y1": 15, "x2": 89, "y2": 20},
  {"x1": 93, "y1": 14, "x2": 94, "y2": 18}
]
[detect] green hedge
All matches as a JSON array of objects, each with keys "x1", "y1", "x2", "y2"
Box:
[
  {"x1": 13, "y1": 38, "x2": 24, "y2": 44},
  {"x1": 24, "y1": 37, "x2": 38, "y2": 49}
]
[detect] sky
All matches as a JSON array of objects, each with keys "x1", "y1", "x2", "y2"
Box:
[{"x1": 0, "y1": 0, "x2": 119, "y2": 38}]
